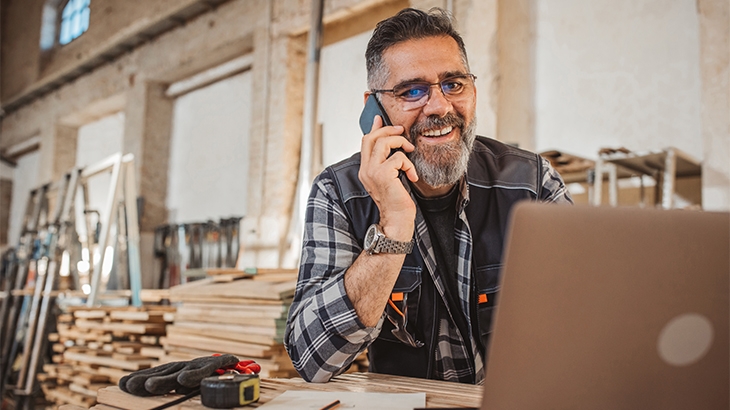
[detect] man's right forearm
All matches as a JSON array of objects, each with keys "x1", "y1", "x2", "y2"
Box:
[{"x1": 344, "y1": 250, "x2": 408, "y2": 327}]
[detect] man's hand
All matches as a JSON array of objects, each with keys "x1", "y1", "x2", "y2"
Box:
[
  {"x1": 345, "y1": 116, "x2": 418, "y2": 327},
  {"x1": 358, "y1": 115, "x2": 417, "y2": 242}
]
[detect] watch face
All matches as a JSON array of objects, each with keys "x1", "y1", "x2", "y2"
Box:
[{"x1": 364, "y1": 224, "x2": 377, "y2": 251}]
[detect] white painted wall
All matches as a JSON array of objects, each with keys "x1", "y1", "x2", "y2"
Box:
[
  {"x1": 317, "y1": 30, "x2": 371, "y2": 168},
  {"x1": 534, "y1": 0, "x2": 703, "y2": 162},
  {"x1": 166, "y1": 70, "x2": 252, "y2": 223},
  {"x1": 0, "y1": 160, "x2": 12, "y2": 179},
  {"x1": 75, "y1": 112, "x2": 125, "y2": 240},
  {"x1": 7, "y1": 151, "x2": 41, "y2": 246}
]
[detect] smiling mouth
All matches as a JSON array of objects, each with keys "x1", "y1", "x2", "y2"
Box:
[{"x1": 421, "y1": 126, "x2": 453, "y2": 137}]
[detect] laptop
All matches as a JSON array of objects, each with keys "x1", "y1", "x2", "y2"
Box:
[{"x1": 482, "y1": 203, "x2": 730, "y2": 410}]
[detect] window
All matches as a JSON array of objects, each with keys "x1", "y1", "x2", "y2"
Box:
[{"x1": 59, "y1": 0, "x2": 90, "y2": 45}]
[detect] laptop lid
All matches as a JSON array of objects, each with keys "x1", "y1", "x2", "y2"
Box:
[{"x1": 483, "y1": 203, "x2": 730, "y2": 410}]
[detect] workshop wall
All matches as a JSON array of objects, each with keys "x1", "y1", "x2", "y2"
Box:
[
  {"x1": 533, "y1": 0, "x2": 702, "y2": 160},
  {"x1": 166, "y1": 70, "x2": 252, "y2": 223},
  {"x1": 1, "y1": 0, "x2": 206, "y2": 103},
  {"x1": 0, "y1": 0, "x2": 727, "y2": 271}
]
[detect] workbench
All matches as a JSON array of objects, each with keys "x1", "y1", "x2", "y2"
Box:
[{"x1": 89, "y1": 372, "x2": 483, "y2": 409}]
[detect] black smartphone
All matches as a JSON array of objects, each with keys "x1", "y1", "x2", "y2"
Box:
[{"x1": 359, "y1": 94, "x2": 392, "y2": 134}]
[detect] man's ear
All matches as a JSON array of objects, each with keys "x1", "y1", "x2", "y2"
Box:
[{"x1": 363, "y1": 91, "x2": 372, "y2": 105}]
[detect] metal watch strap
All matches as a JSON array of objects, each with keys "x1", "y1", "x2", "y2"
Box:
[{"x1": 375, "y1": 236, "x2": 414, "y2": 254}]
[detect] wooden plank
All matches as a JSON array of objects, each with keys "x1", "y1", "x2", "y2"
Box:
[
  {"x1": 111, "y1": 352, "x2": 152, "y2": 361},
  {"x1": 97, "y1": 386, "x2": 209, "y2": 410},
  {"x1": 173, "y1": 312, "x2": 283, "y2": 328},
  {"x1": 163, "y1": 329, "x2": 279, "y2": 358},
  {"x1": 206, "y1": 268, "x2": 251, "y2": 276},
  {"x1": 177, "y1": 304, "x2": 286, "y2": 319},
  {"x1": 72, "y1": 372, "x2": 110, "y2": 385},
  {"x1": 74, "y1": 310, "x2": 108, "y2": 319},
  {"x1": 96, "y1": 373, "x2": 483, "y2": 409},
  {"x1": 70, "y1": 382, "x2": 111, "y2": 397},
  {"x1": 171, "y1": 320, "x2": 280, "y2": 337},
  {"x1": 89, "y1": 404, "x2": 126, "y2": 410},
  {"x1": 63, "y1": 351, "x2": 155, "y2": 371},
  {"x1": 167, "y1": 323, "x2": 281, "y2": 345},
  {"x1": 45, "y1": 386, "x2": 95, "y2": 408},
  {"x1": 243, "y1": 267, "x2": 298, "y2": 275},
  {"x1": 140, "y1": 289, "x2": 170, "y2": 303},
  {"x1": 169, "y1": 279, "x2": 296, "y2": 301},
  {"x1": 139, "y1": 346, "x2": 166, "y2": 358},
  {"x1": 182, "y1": 302, "x2": 288, "y2": 315},
  {"x1": 159, "y1": 348, "x2": 294, "y2": 372},
  {"x1": 96, "y1": 366, "x2": 130, "y2": 384},
  {"x1": 59, "y1": 404, "x2": 90, "y2": 410},
  {"x1": 110, "y1": 341, "x2": 145, "y2": 351},
  {"x1": 75, "y1": 319, "x2": 167, "y2": 334},
  {"x1": 169, "y1": 295, "x2": 291, "y2": 305},
  {"x1": 108, "y1": 310, "x2": 168, "y2": 322}
]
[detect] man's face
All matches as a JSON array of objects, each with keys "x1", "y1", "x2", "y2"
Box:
[{"x1": 377, "y1": 35, "x2": 477, "y2": 189}]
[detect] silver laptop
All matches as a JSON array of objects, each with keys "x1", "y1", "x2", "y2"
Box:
[{"x1": 483, "y1": 203, "x2": 730, "y2": 410}]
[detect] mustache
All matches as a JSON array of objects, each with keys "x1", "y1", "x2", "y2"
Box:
[{"x1": 409, "y1": 112, "x2": 465, "y2": 137}]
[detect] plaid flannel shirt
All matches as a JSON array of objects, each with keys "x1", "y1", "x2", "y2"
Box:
[{"x1": 285, "y1": 155, "x2": 572, "y2": 383}]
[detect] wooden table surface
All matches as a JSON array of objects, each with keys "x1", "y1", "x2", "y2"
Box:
[{"x1": 91, "y1": 372, "x2": 483, "y2": 409}]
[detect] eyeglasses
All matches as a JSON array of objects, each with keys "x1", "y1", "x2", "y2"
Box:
[{"x1": 371, "y1": 74, "x2": 476, "y2": 111}]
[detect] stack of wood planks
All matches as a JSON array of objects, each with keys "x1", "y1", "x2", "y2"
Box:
[
  {"x1": 39, "y1": 305, "x2": 173, "y2": 408},
  {"x1": 160, "y1": 269, "x2": 300, "y2": 378}
]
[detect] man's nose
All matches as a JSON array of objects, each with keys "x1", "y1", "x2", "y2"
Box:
[{"x1": 421, "y1": 85, "x2": 452, "y2": 117}]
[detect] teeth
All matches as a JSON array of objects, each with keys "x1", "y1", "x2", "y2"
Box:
[{"x1": 422, "y1": 126, "x2": 453, "y2": 137}]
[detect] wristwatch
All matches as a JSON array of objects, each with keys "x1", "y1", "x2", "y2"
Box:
[{"x1": 363, "y1": 224, "x2": 414, "y2": 255}]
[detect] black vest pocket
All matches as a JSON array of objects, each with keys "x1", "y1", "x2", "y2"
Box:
[
  {"x1": 474, "y1": 264, "x2": 502, "y2": 344},
  {"x1": 382, "y1": 266, "x2": 423, "y2": 347}
]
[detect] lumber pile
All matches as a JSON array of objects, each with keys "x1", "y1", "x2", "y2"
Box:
[
  {"x1": 39, "y1": 305, "x2": 173, "y2": 408},
  {"x1": 161, "y1": 270, "x2": 300, "y2": 378}
]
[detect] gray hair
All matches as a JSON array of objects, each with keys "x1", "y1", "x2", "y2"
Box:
[{"x1": 366, "y1": 8, "x2": 470, "y2": 90}]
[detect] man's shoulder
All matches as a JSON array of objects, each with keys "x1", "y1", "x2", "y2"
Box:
[
  {"x1": 471, "y1": 136, "x2": 540, "y2": 163},
  {"x1": 468, "y1": 136, "x2": 542, "y2": 189},
  {"x1": 317, "y1": 152, "x2": 369, "y2": 203},
  {"x1": 327, "y1": 152, "x2": 362, "y2": 173}
]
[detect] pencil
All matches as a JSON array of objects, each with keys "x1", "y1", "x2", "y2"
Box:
[{"x1": 320, "y1": 399, "x2": 341, "y2": 410}]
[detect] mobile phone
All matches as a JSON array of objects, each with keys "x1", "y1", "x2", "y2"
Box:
[{"x1": 359, "y1": 94, "x2": 392, "y2": 134}]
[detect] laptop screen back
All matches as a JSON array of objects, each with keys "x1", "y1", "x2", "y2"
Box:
[{"x1": 483, "y1": 204, "x2": 729, "y2": 410}]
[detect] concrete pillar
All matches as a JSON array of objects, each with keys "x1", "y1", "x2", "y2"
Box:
[
  {"x1": 698, "y1": 0, "x2": 730, "y2": 211},
  {"x1": 0, "y1": 178, "x2": 11, "y2": 246},
  {"x1": 122, "y1": 81, "x2": 173, "y2": 287},
  {"x1": 123, "y1": 81, "x2": 172, "y2": 232},
  {"x1": 496, "y1": 0, "x2": 536, "y2": 149},
  {"x1": 52, "y1": 124, "x2": 78, "y2": 180}
]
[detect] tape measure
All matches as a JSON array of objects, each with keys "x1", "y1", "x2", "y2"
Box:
[{"x1": 200, "y1": 373, "x2": 260, "y2": 408}]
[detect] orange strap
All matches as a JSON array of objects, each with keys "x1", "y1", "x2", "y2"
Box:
[
  {"x1": 387, "y1": 299, "x2": 405, "y2": 317},
  {"x1": 391, "y1": 292, "x2": 404, "y2": 302}
]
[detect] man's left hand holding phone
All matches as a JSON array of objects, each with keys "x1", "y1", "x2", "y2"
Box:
[
  {"x1": 344, "y1": 93, "x2": 418, "y2": 328},
  {"x1": 358, "y1": 94, "x2": 418, "y2": 233}
]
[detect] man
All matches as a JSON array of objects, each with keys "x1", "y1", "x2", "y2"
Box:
[{"x1": 285, "y1": 8, "x2": 572, "y2": 384}]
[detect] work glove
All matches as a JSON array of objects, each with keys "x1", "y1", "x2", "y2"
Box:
[{"x1": 119, "y1": 354, "x2": 240, "y2": 396}]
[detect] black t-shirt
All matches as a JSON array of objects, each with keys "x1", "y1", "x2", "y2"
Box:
[{"x1": 413, "y1": 185, "x2": 472, "y2": 354}]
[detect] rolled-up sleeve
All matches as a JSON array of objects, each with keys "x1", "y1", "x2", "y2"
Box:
[
  {"x1": 284, "y1": 173, "x2": 383, "y2": 382},
  {"x1": 539, "y1": 157, "x2": 574, "y2": 204}
]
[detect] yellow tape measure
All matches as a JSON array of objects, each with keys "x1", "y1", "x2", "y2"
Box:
[{"x1": 200, "y1": 374, "x2": 260, "y2": 408}]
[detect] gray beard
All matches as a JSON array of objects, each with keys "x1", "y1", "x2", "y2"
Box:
[{"x1": 408, "y1": 115, "x2": 477, "y2": 188}]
